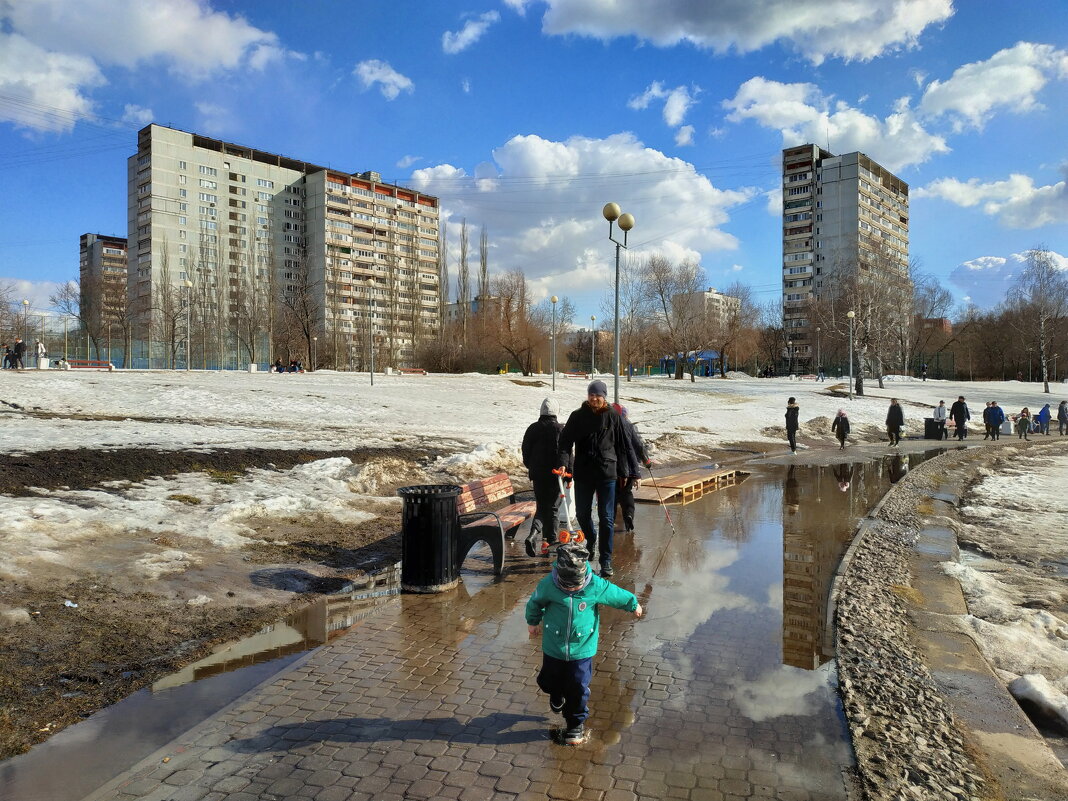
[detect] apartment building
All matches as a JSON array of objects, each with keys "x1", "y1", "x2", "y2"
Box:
[
  {"x1": 127, "y1": 124, "x2": 440, "y2": 368},
  {"x1": 673, "y1": 286, "x2": 742, "y2": 330},
  {"x1": 781, "y1": 145, "x2": 910, "y2": 367},
  {"x1": 78, "y1": 233, "x2": 128, "y2": 330}
]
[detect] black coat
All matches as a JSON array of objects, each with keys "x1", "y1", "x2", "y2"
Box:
[
  {"x1": 886, "y1": 404, "x2": 904, "y2": 427},
  {"x1": 831, "y1": 415, "x2": 850, "y2": 436},
  {"x1": 950, "y1": 400, "x2": 970, "y2": 423},
  {"x1": 785, "y1": 404, "x2": 800, "y2": 433},
  {"x1": 560, "y1": 402, "x2": 631, "y2": 483},
  {"x1": 521, "y1": 415, "x2": 570, "y2": 481},
  {"x1": 12, "y1": 341, "x2": 24, "y2": 357}
]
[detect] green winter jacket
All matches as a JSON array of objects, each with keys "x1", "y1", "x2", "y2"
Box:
[{"x1": 525, "y1": 568, "x2": 638, "y2": 661}]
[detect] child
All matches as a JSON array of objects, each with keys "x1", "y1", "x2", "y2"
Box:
[
  {"x1": 525, "y1": 542, "x2": 642, "y2": 745},
  {"x1": 831, "y1": 409, "x2": 850, "y2": 449}
]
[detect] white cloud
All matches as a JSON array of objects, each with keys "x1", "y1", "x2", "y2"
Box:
[
  {"x1": 442, "y1": 11, "x2": 501, "y2": 55},
  {"x1": 530, "y1": 0, "x2": 953, "y2": 64},
  {"x1": 194, "y1": 101, "x2": 233, "y2": 136},
  {"x1": 949, "y1": 250, "x2": 1068, "y2": 309},
  {"x1": 122, "y1": 104, "x2": 154, "y2": 125},
  {"x1": 916, "y1": 167, "x2": 1068, "y2": 229},
  {"x1": 723, "y1": 76, "x2": 949, "y2": 172},
  {"x1": 764, "y1": 186, "x2": 782, "y2": 216},
  {"x1": 461, "y1": 78, "x2": 471, "y2": 94},
  {"x1": 0, "y1": 32, "x2": 103, "y2": 132},
  {"x1": 0, "y1": 278, "x2": 68, "y2": 311},
  {"x1": 354, "y1": 59, "x2": 414, "y2": 100},
  {"x1": 730, "y1": 662, "x2": 838, "y2": 722},
  {"x1": 921, "y1": 42, "x2": 1068, "y2": 130},
  {"x1": 396, "y1": 155, "x2": 422, "y2": 169},
  {"x1": 410, "y1": 132, "x2": 753, "y2": 303},
  {"x1": 628, "y1": 81, "x2": 699, "y2": 127},
  {"x1": 503, "y1": 0, "x2": 532, "y2": 14},
  {"x1": 674, "y1": 124, "x2": 695, "y2": 147},
  {"x1": 730, "y1": 264, "x2": 744, "y2": 272}
]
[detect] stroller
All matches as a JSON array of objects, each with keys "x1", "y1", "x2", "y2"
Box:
[{"x1": 524, "y1": 468, "x2": 585, "y2": 556}]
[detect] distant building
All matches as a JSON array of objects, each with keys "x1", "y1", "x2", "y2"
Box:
[
  {"x1": 672, "y1": 286, "x2": 741, "y2": 329},
  {"x1": 79, "y1": 233, "x2": 128, "y2": 330},
  {"x1": 781, "y1": 145, "x2": 910, "y2": 366}
]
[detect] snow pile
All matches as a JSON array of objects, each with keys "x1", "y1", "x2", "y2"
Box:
[
  {"x1": 136, "y1": 549, "x2": 199, "y2": 580},
  {"x1": 432, "y1": 442, "x2": 523, "y2": 480},
  {"x1": 348, "y1": 456, "x2": 427, "y2": 495},
  {"x1": 1008, "y1": 674, "x2": 1068, "y2": 730}
]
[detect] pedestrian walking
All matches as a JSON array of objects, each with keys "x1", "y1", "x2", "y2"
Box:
[
  {"x1": 522, "y1": 397, "x2": 572, "y2": 557},
  {"x1": 981, "y1": 402, "x2": 992, "y2": 439},
  {"x1": 785, "y1": 397, "x2": 800, "y2": 454},
  {"x1": 933, "y1": 400, "x2": 949, "y2": 440},
  {"x1": 817, "y1": 364, "x2": 826, "y2": 382},
  {"x1": 1036, "y1": 404, "x2": 1052, "y2": 435},
  {"x1": 35, "y1": 340, "x2": 46, "y2": 368},
  {"x1": 921, "y1": 363, "x2": 928, "y2": 381},
  {"x1": 831, "y1": 408, "x2": 850, "y2": 449},
  {"x1": 559, "y1": 380, "x2": 633, "y2": 577},
  {"x1": 886, "y1": 398, "x2": 904, "y2": 446},
  {"x1": 949, "y1": 396, "x2": 970, "y2": 441},
  {"x1": 1, "y1": 344, "x2": 10, "y2": 369},
  {"x1": 988, "y1": 401, "x2": 1005, "y2": 440},
  {"x1": 1015, "y1": 408, "x2": 1032, "y2": 440},
  {"x1": 12, "y1": 338, "x2": 25, "y2": 370},
  {"x1": 1058, "y1": 400, "x2": 1068, "y2": 436},
  {"x1": 612, "y1": 404, "x2": 650, "y2": 534},
  {"x1": 526, "y1": 542, "x2": 642, "y2": 746}
]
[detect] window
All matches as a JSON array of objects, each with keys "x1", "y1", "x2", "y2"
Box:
[
  {"x1": 179, "y1": 189, "x2": 187, "y2": 198},
  {"x1": 178, "y1": 216, "x2": 187, "y2": 225},
  {"x1": 178, "y1": 202, "x2": 187, "y2": 211},
  {"x1": 257, "y1": 178, "x2": 274, "y2": 188},
  {"x1": 178, "y1": 175, "x2": 187, "y2": 185},
  {"x1": 257, "y1": 191, "x2": 271, "y2": 201},
  {"x1": 178, "y1": 160, "x2": 187, "y2": 169},
  {"x1": 199, "y1": 193, "x2": 217, "y2": 203},
  {"x1": 179, "y1": 230, "x2": 186, "y2": 240},
  {"x1": 199, "y1": 179, "x2": 217, "y2": 189},
  {"x1": 199, "y1": 166, "x2": 217, "y2": 176},
  {"x1": 200, "y1": 220, "x2": 217, "y2": 229},
  {"x1": 199, "y1": 206, "x2": 216, "y2": 216}
]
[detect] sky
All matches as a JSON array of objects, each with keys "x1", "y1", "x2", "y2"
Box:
[{"x1": 0, "y1": 0, "x2": 1065, "y2": 323}]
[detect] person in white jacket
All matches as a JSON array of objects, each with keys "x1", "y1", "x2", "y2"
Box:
[
  {"x1": 36, "y1": 340, "x2": 46, "y2": 368},
  {"x1": 933, "y1": 400, "x2": 949, "y2": 440}
]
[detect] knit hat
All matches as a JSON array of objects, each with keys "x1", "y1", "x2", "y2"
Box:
[
  {"x1": 554, "y1": 542, "x2": 590, "y2": 588},
  {"x1": 587, "y1": 379, "x2": 608, "y2": 397},
  {"x1": 540, "y1": 397, "x2": 560, "y2": 417}
]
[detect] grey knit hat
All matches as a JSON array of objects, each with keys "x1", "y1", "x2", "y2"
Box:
[
  {"x1": 540, "y1": 397, "x2": 560, "y2": 417},
  {"x1": 554, "y1": 542, "x2": 589, "y2": 587},
  {"x1": 587, "y1": 379, "x2": 608, "y2": 397}
]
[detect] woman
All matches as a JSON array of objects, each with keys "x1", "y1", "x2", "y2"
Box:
[
  {"x1": 785, "y1": 397, "x2": 800, "y2": 454},
  {"x1": 1015, "y1": 407, "x2": 1032, "y2": 440},
  {"x1": 831, "y1": 409, "x2": 850, "y2": 450},
  {"x1": 1058, "y1": 400, "x2": 1068, "y2": 436}
]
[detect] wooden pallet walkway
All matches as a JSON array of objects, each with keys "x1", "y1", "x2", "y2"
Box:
[{"x1": 633, "y1": 466, "x2": 748, "y2": 504}]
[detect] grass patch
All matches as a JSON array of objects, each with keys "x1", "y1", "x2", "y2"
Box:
[
  {"x1": 889, "y1": 584, "x2": 925, "y2": 605},
  {"x1": 204, "y1": 469, "x2": 240, "y2": 485},
  {"x1": 167, "y1": 493, "x2": 202, "y2": 505}
]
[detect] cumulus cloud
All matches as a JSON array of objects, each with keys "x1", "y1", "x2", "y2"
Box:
[
  {"x1": 921, "y1": 42, "x2": 1068, "y2": 130},
  {"x1": 442, "y1": 11, "x2": 501, "y2": 54},
  {"x1": 410, "y1": 132, "x2": 753, "y2": 304},
  {"x1": 0, "y1": 278, "x2": 68, "y2": 311},
  {"x1": 674, "y1": 124, "x2": 695, "y2": 147},
  {"x1": 354, "y1": 59, "x2": 414, "y2": 100},
  {"x1": 396, "y1": 155, "x2": 422, "y2": 168},
  {"x1": 0, "y1": 0, "x2": 292, "y2": 132},
  {"x1": 194, "y1": 101, "x2": 234, "y2": 136},
  {"x1": 122, "y1": 104, "x2": 154, "y2": 125},
  {"x1": 730, "y1": 662, "x2": 838, "y2": 722},
  {"x1": 628, "y1": 81, "x2": 699, "y2": 127},
  {"x1": 949, "y1": 250, "x2": 1068, "y2": 309},
  {"x1": 916, "y1": 168, "x2": 1068, "y2": 229},
  {"x1": 723, "y1": 76, "x2": 949, "y2": 172},
  {"x1": 529, "y1": 0, "x2": 953, "y2": 64}
]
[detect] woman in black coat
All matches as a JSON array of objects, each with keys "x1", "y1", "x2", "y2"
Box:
[
  {"x1": 831, "y1": 409, "x2": 850, "y2": 449},
  {"x1": 886, "y1": 398, "x2": 905, "y2": 446},
  {"x1": 785, "y1": 397, "x2": 799, "y2": 454}
]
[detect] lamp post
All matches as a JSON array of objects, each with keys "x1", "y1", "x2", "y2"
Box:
[
  {"x1": 787, "y1": 338, "x2": 793, "y2": 375},
  {"x1": 847, "y1": 311, "x2": 855, "y2": 400},
  {"x1": 551, "y1": 295, "x2": 558, "y2": 392},
  {"x1": 63, "y1": 317, "x2": 68, "y2": 360},
  {"x1": 312, "y1": 336, "x2": 317, "y2": 372},
  {"x1": 1054, "y1": 353, "x2": 1059, "y2": 383},
  {"x1": 590, "y1": 315, "x2": 596, "y2": 375},
  {"x1": 1028, "y1": 347, "x2": 1033, "y2": 382},
  {"x1": 815, "y1": 326, "x2": 821, "y2": 376},
  {"x1": 602, "y1": 203, "x2": 635, "y2": 405},
  {"x1": 184, "y1": 280, "x2": 193, "y2": 371}
]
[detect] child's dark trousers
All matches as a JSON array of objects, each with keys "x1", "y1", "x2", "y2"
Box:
[{"x1": 537, "y1": 653, "x2": 592, "y2": 728}]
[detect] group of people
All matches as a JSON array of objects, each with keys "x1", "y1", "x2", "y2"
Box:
[
  {"x1": 272, "y1": 358, "x2": 304, "y2": 373},
  {"x1": 1, "y1": 339, "x2": 45, "y2": 370}
]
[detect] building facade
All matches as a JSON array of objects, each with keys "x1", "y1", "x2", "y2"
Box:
[
  {"x1": 127, "y1": 124, "x2": 440, "y2": 369},
  {"x1": 673, "y1": 286, "x2": 742, "y2": 330},
  {"x1": 781, "y1": 145, "x2": 910, "y2": 367},
  {"x1": 78, "y1": 233, "x2": 128, "y2": 331}
]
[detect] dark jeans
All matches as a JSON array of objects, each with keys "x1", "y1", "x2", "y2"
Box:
[
  {"x1": 537, "y1": 653, "x2": 593, "y2": 729},
  {"x1": 574, "y1": 478, "x2": 617, "y2": 565},
  {"x1": 1060, "y1": 420, "x2": 1067, "y2": 435},
  {"x1": 617, "y1": 477, "x2": 637, "y2": 530},
  {"x1": 887, "y1": 425, "x2": 900, "y2": 445},
  {"x1": 953, "y1": 419, "x2": 967, "y2": 440},
  {"x1": 530, "y1": 476, "x2": 560, "y2": 544},
  {"x1": 786, "y1": 429, "x2": 797, "y2": 451}
]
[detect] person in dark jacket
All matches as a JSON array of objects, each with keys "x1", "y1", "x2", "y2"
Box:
[
  {"x1": 559, "y1": 380, "x2": 633, "y2": 577},
  {"x1": 981, "y1": 401, "x2": 994, "y2": 440},
  {"x1": 949, "y1": 396, "x2": 970, "y2": 441},
  {"x1": 1, "y1": 344, "x2": 10, "y2": 369},
  {"x1": 1058, "y1": 400, "x2": 1068, "y2": 436},
  {"x1": 12, "y1": 338, "x2": 25, "y2": 370},
  {"x1": 612, "y1": 404, "x2": 651, "y2": 534},
  {"x1": 831, "y1": 409, "x2": 850, "y2": 449},
  {"x1": 522, "y1": 397, "x2": 571, "y2": 557},
  {"x1": 1036, "y1": 404, "x2": 1052, "y2": 435},
  {"x1": 988, "y1": 401, "x2": 1005, "y2": 440},
  {"x1": 886, "y1": 398, "x2": 904, "y2": 446},
  {"x1": 785, "y1": 397, "x2": 800, "y2": 453}
]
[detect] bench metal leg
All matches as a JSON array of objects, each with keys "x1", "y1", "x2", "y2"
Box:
[{"x1": 457, "y1": 524, "x2": 505, "y2": 576}]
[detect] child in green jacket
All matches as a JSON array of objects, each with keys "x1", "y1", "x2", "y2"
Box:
[{"x1": 525, "y1": 542, "x2": 642, "y2": 745}]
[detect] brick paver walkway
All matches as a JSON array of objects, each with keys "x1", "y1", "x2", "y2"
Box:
[{"x1": 90, "y1": 480, "x2": 851, "y2": 801}]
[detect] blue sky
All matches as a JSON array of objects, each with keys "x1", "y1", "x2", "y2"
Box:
[{"x1": 1, "y1": 0, "x2": 1065, "y2": 323}]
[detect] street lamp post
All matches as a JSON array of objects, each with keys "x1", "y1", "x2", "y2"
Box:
[
  {"x1": 602, "y1": 203, "x2": 635, "y2": 405},
  {"x1": 312, "y1": 336, "x2": 317, "y2": 373},
  {"x1": 551, "y1": 295, "x2": 558, "y2": 392},
  {"x1": 787, "y1": 338, "x2": 793, "y2": 375},
  {"x1": 63, "y1": 317, "x2": 68, "y2": 360},
  {"x1": 590, "y1": 315, "x2": 596, "y2": 375},
  {"x1": 184, "y1": 280, "x2": 193, "y2": 371},
  {"x1": 847, "y1": 311, "x2": 855, "y2": 400},
  {"x1": 815, "y1": 326, "x2": 821, "y2": 376},
  {"x1": 1028, "y1": 348, "x2": 1033, "y2": 382}
]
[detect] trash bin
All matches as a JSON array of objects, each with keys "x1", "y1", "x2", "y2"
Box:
[
  {"x1": 398, "y1": 484, "x2": 462, "y2": 593},
  {"x1": 924, "y1": 417, "x2": 941, "y2": 439}
]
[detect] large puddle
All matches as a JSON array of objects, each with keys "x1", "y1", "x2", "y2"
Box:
[{"x1": 1, "y1": 451, "x2": 945, "y2": 800}]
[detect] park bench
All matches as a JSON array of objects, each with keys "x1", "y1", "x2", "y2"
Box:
[
  {"x1": 398, "y1": 367, "x2": 428, "y2": 375},
  {"x1": 65, "y1": 359, "x2": 114, "y2": 370},
  {"x1": 564, "y1": 370, "x2": 589, "y2": 379},
  {"x1": 455, "y1": 473, "x2": 536, "y2": 575}
]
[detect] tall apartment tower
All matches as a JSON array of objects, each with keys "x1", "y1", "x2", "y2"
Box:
[
  {"x1": 781, "y1": 145, "x2": 909, "y2": 368},
  {"x1": 79, "y1": 233, "x2": 128, "y2": 331},
  {"x1": 128, "y1": 124, "x2": 440, "y2": 368}
]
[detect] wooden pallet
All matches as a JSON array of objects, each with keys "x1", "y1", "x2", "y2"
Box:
[{"x1": 633, "y1": 467, "x2": 747, "y2": 504}]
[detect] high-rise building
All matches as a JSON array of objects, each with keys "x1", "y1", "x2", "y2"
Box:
[
  {"x1": 781, "y1": 145, "x2": 909, "y2": 368},
  {"x1": 78, "y1": 233, "x2": 128, "y2": 331},
  {"x1": 672, "y1": 286, "x2": 742, "y2": 330},
  {"x1": 128, "y1": 124, "x2": 440, "y2": 369}
]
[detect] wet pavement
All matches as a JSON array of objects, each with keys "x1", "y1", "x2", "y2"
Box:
[{"x1": 8, "y1": 454, "x2": 943, "y2": 801}]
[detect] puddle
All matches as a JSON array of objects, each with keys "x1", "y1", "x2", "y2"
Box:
[{"x1": 0, "y1": 567, "x2": 401, "y2": 801}]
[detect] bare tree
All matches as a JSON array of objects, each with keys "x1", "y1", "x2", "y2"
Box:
[
  {"x1": 493, "y1": 268, "x2": 542, "y2": 376},
  {"x1": 642, "y1": 254, "x2": 706, "y2": 380},
  {"x1": 599, "y1": 252, "x2": 655, "y2": 380},
  {"x1": 279, "y1": 254, "x2": 321, "y2": 367},
  {"x1": 437, "y1": 221, "x2": 449, "y2": 343},
  {"x1": 709, "y1": 281, "x2": 759, "y2": 376},
  {"x1": 1007, "y1": 245, "x2": 1068, "y2": 393},
  {"x1": 457, "y1": 219, "x2": 470, "y2": 347}
]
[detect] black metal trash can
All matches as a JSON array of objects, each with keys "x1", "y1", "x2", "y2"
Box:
[
  {"x1": 924, "y1": 417, "x2": 940, "y2": 439},
  {"x1": 398, "y1": 484, "x2": 462, "y2": 593}
]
